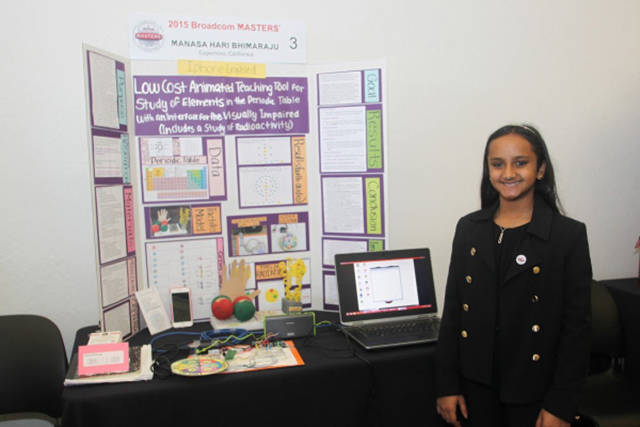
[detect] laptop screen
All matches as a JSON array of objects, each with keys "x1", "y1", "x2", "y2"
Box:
[{"x1": 335, "y1": 248, "x2": 437, "y2": 324}]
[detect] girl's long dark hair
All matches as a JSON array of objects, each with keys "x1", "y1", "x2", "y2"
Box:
[{"x1": 480, "y1": 124, "x2": 562, "y2": 213}]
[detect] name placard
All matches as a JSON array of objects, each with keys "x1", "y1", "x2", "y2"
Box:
[{"x1": 77, "y1": 342, "x2": 130, "y2": 376}]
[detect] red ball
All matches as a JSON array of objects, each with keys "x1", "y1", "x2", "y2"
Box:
[
  {"x1": 151, "y1": 224, "x2": 161, "y2": 233},
  {"x1": 211, "y1": 295, "x2": 233, "y2": 320}
]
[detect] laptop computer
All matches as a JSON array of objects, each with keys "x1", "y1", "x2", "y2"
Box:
[{"x1": 335, "y1": 247, "x2": 440, "y2": 350}]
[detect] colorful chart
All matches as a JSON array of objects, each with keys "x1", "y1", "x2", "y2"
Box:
[{"x1": 171, "y1": 356, "x2": 227, "y2": 376}]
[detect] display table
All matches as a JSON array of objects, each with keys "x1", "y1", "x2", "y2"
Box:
[
  {"x1": 62, "y1": 311, "x2": 446, "y2": 427},
  {"x1": 602, "y1": 278, "x2": 640, "y2": 381}
]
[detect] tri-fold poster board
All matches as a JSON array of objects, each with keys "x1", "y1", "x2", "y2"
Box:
[{"x1": 83, "y1": 13, "x2": 388, "y2": 336}]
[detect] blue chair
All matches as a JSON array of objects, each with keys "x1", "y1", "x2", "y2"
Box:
[{"x1": 0, "y1": 314, "x2": 68, "y2": 426}]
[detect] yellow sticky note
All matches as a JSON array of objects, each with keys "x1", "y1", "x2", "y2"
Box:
[{"x1": 178, "y1": 60, "x2": 266, "y2": 78}]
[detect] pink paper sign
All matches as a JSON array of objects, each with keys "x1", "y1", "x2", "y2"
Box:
[
  {"x1": 123, "y1": 187, "x2": 136, "y2": 254},
  {"x1": 78, "y1": 342, "x2": 130, "y2": 376}
]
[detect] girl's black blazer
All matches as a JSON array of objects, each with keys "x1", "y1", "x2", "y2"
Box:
[{"x1": 435, "y1": 196, "x2": 592, "y2": 422}]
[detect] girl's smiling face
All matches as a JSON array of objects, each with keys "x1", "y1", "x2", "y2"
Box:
[{"x1": 487, "y1": 133, "x2": 546, "y2": 204}]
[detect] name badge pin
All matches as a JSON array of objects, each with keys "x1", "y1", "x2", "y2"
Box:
[{"x1": 516, "y1": 254, "x2": 527, "y2": 265}]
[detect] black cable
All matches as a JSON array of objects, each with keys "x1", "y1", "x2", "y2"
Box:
[
  {"x1": 150, "y1": 341, "x2": 192, "y2": 379},
  {"x1": 151, "y1": 354, "x2": 174, "y2": 380}
]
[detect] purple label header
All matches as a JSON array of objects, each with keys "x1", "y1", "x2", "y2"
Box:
[{"x1": 134, "y1": 76, "x2": 309, "y2": 136}]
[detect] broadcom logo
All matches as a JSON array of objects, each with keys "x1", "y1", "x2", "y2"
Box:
[{"x1": 133, "y1": 21, "x2": 164, "y2": 51}]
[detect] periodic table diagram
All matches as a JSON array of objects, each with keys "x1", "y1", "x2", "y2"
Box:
[
  {"x1": 139, "y1": 137, "x2": 225, "y2": 203},
  {"x1": 143, "y1": 165, "x2": 209, "y2": 201}
]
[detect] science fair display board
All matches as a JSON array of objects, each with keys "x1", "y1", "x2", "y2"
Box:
[
  {"x1": 83, "y1": 14, "x2": 388, "y2": 335},
  {"x1": 83, "y1": 48, "x2": 141, "y2": 337}
]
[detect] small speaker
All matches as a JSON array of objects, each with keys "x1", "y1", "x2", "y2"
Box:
[{"x1": 264, "y1": 312, "x2": 316, "y2": 338}]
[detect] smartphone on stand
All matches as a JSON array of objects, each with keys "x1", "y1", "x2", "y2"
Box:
[{"x1": 170, "y1": 287, "x2": 194, "y2": 328}]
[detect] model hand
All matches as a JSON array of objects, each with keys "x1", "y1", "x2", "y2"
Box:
[
  {"x1": 535, "y1": 409, "x2": 569, "y2": 427},
  {"x1": 157, "y1": 208, "x2": 170, "y2": 223},
  {"x1": 220, "y1": 259, "x2": 260, "y2": 301},
  {"x1": 436, "y1": 395, "x2": 468, "y2": 426}
]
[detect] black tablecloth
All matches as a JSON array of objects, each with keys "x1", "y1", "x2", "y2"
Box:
[
  {"x1": 603, "y1": 278, "x2": 640, "y2": 381},
  {"x1": 62, "y1": 311, "x2": 446, "y2": 427}
]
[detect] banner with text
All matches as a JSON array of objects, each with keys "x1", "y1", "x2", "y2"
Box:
[{"x1": 134, "y1": 76, "x2": 308, "y2": 136}]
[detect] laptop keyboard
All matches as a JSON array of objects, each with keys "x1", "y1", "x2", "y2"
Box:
[{"x1": 359, "y1": 318, "x2": 440, "y2": 339}]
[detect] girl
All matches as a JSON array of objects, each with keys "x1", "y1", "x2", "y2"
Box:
[{"x1": 435, "y1": 124, "x2": 592, "y2": 427}]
